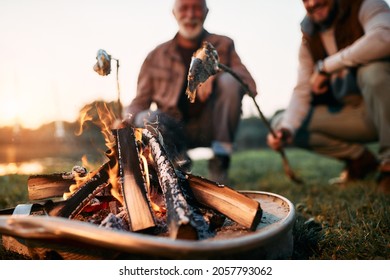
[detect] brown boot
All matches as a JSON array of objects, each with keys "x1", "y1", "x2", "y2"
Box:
[
  {"x1": 377, "y1": 162, "x2": 390, "y2": 195},
  {"x1": 329, "y1": 148, "x2": 379, "y2": 185}
]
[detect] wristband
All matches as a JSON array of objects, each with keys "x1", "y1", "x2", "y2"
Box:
[{"x1": 315, "y1": 60, "x2": 329, "y2": 76}]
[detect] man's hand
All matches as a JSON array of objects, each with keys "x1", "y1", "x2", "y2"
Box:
[
  {"x1": 267, "y1": 128, "x2": 293, "y2": 151},
  {"x1": 311, "y1": 60, "x2": 330, "y2": 95},
  {"x1": 195, "y1": 76, "x2": 215, "y2": 102},
  {"x1": 310, "y1": 71, "x2": 329, "y2": 95}
]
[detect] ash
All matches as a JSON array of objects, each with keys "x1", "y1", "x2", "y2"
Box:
[{"x1": 99, "y1": 210, "x2": 129, "y2": 231}]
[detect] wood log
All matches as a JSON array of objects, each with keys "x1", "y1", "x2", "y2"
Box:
[
  {"x1": 142, "y1": 128, "x2": 210, "y2": 240},
  {"x1": 49, "y1": 159, "x2": 114, "y2": 218},
  {"x1": 184, "y1": 173, "x2": 263, "y2": 231},
  {"x1": 113, "y1": 126, "x2": 156, "y2": 232},
  {"x1": 27, "y1": 173, "x2": 75, "y2": 200},
  {"x1": 176, "y1": 173, "x2": 217, "y2": 239}
]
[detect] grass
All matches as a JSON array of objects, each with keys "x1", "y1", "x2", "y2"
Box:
[{"x1": 0, "y1": 148, "x2": 389, "y2": 260}]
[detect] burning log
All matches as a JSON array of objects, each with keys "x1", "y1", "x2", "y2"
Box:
[
  {"x1": 142, "y1": 128, "x2": 212, "y2": 240},
  {"x1": 27, "y1": 173, "x2": 76, "y2": 201},
  {"x1": 48, "y1": 159, "x2": 114, "y2": 218},
  {"x1": 113, "y1": 126, "x2": 156, "y2": 232},
  {"x1": 27, "y1": 165, "x2": 89, "y2": 201},
  {"x1": 184, "y1": 173, "x2": 262, "y2": 231}
]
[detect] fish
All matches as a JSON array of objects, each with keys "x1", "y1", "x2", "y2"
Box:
[
  {"x1": 93, "y1": 49, "x2": 112, "y2": 76},
  {"x1": 186, "y1": 41, "x2": 220, "y2": 103}
]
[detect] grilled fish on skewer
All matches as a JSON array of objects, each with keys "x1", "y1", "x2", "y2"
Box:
[
  {"x1": 93, "y1": 49, "x2": 112, "y2": 76},
  {"x1": 186, "y1": 41, "x2": 219, "y2": 103}
]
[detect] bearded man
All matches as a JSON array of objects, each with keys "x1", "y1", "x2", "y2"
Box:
[
  {"x1": 267, "y1": 0, "x2": 390, "y2": 193},
  {"x1": 125, "y1": 0, "x2": 257, "y2": 184}
]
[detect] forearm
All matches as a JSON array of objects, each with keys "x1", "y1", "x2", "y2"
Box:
[
  {"x1": 325, "y1": 0, "x2": 390, "y2": 72},
  {"x1": 325, "y1": 27, "x2": 390, "y2": 72},
  {"x1": 280, "y1": 43, "x2": 313, "y2": 134}
]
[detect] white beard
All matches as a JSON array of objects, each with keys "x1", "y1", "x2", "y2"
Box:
[{"x1": 177, "y1": 21, "x2": 203, "y2": 40}]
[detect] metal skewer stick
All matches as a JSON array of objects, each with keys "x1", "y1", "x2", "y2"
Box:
[
  {"x1": 93, "y1": 49, "x2": 122, "y2": 119},
  {"x1": 112, "y1": 57, "x2": 122, "y2": 119},
  {"x1": 217, "y1": 63, "x2": 304, "y2": 184}
]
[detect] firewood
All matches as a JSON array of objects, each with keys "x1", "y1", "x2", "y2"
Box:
[
  {"x1": 185, "y1": 173, "x2": 262, "y2": 231},
  {"x1": 177, "y1": 172, "x2": 216, "y2": 239},
  {"x1": 179, "y1": 186, "x2": 226, "y2": 232},
  {"x1": 28, "y1": 166, "x2": 89, "y2": 201},
  {"x1": 27, "y1": 173, "x2": 75, "y2": 200},
  {"x1": 113, "y1": 126, "x2": 156, "y2": 232},
  {"x1": 49, "y1": 160, "x2": 114, "y2": 218},
  {"x1": 142, "y1": 128, "x2": 209, "y2": 240}
]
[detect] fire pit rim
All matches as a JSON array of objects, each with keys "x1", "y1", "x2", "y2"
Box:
[{"x1": 0, "y1": 191, "x2": 295, "y2": 259}]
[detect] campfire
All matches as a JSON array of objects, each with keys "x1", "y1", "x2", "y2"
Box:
[
  {"x1": 0, "y1": 44, "x2": 297, "y2": 259},
  {"x1": 0, "y1": 99, "x2": 296, "y2": 261},
  {"x1": 25, "y1": 103, "x2": 262, "y2": 243}
]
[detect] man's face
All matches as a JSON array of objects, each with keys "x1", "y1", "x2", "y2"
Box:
[
  {"x1": 302, "y1": 0, "x2": 334, "y2": 24},
  {"x1": 173, "y1": 0, "x2": 208, "y2": 40}
]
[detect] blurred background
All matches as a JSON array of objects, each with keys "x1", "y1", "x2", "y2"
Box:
[{"x1": 1, "y1": 0, "x2": 388, "y2": 174}]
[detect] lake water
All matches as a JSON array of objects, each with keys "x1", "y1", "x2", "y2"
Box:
[{"x1": 0, "y1": 147, "x2": 213, "y2": 176}]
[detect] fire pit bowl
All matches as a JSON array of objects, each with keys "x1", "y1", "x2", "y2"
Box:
[{"x1": 0, "y1": 191, "x2": 295, "y2": 260}]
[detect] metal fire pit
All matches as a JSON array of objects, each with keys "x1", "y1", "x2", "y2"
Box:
[{"x1": 0, "y1": 191, "x2": 295, "y2": 260}]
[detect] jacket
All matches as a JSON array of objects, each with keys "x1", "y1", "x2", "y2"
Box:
[{"x1": 280, "y1": 0, "x2": 390, "y2": 134}]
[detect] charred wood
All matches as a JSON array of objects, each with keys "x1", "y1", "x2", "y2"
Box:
[
  {"x1": 142, "y1": 129, "x2": 204, "y2": 240},
  {"x1": 49, "y1": 159, "x2": 114, "y2": 218}
]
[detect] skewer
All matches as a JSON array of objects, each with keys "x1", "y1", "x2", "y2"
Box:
[{"x1": 186, "y1": 41, "x2": 304, "y2": 184}]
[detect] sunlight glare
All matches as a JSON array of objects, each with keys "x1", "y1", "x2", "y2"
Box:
[
  {"x1": 1, "y1": 98, "x2": 19, "y2": 123},
  {"x1": 0, "y1": 162, "x2": 44, "y2": 176}
]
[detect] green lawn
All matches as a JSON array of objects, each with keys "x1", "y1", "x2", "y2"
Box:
[
  {"x1": 192, "y1": 148, "x2": 390, "y2": 259},
  {"x1": 1, "y1": 148, "x2": 389, "y2": 259}
]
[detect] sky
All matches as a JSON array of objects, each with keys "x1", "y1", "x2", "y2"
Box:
[{"x1": 1, "y1": 0, "x2": 388, "y2": 130}]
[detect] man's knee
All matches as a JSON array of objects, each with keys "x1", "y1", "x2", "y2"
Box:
[
  {"x1": 215, "y1": 72, "x2": 244, "y2": 100},
  {"x1": 358, "y1": 60, "x2": 390, "y2": 99}
]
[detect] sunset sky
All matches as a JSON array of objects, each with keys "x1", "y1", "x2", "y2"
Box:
[{"x1": 1, "y1": 0, "x2": 388, "y2": 129}]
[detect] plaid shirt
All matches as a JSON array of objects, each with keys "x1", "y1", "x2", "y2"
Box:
[{"x1": 125, "y1": 30, "x2": 257, "y2": 122}]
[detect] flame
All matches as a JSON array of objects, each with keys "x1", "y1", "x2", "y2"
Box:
[
  {"x1": 75, "y1": 104, "x2": 94, "y2": 136},
  {"x1": 65, "y1": 102, "x2": 123, "y2": 203},
  {"x1": 138, "y1": 146, "x2": 164, "y2": 213},
  {"x1": 80, "y1": 155, "x2": 94, "y2": 171},
  {"x1": 63, "y1": 163, "x2": 94, "y2": 200},
  {"x1": 93, "y1": 103, "x2": 124, "y2": 204},
  {"x1": 65, "y1": 102, "x2": 165, "y2": 215},
  {"x1": 95, "y1": 102, "x2": 118, "y2": 151},
  {"x1": 137, "y1": 141, "x2": 166, "y2": 215},
  {"x1": 151, "y1": 201, "x2": 165, "y2": 213},
  {"x1": 108, "y1": 162, "x2": 123, "y2": 205}
]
